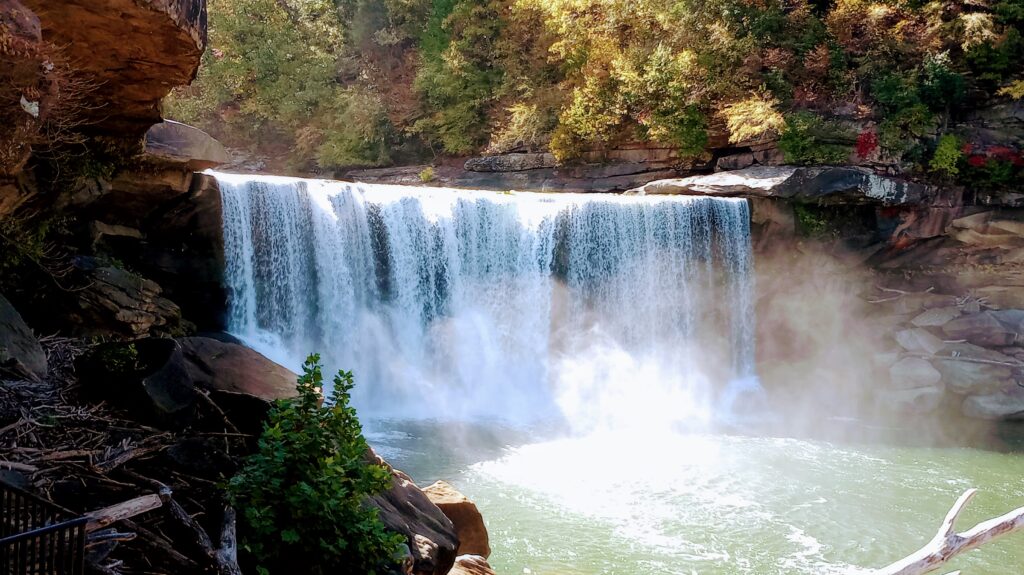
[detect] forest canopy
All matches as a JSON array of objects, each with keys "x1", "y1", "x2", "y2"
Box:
[{"x1": 165, "y1": 0, "x2": 1024, "y2": 172}]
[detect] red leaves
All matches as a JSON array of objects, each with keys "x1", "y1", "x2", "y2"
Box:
[{"x1": 856, "y1": 130, "x2": 878, "y2": 158}]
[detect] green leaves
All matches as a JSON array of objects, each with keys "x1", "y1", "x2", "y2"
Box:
[{"x1": 228, "y1": 355, "x2": 405, "y2": 575}]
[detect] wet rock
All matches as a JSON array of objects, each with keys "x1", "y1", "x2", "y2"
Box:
[
  {"x1": 464, "y1": 153, "x2": 556, "y2": 172},
  {"x1": 894, "y1": 328, "x2": 945, "y2": 355},
  {"x1": 933, "y1": 343, "x2": 1017, "y2": 395},
  {"x1": 630, "y1": 166, "x2": 931, "y2": 205},
  {"x1": 76, "y1": 339, "x2": 197, "y2": 426},
  {"x1": 879, "y1": 385, "x2": 945, "y2": 414},
  {"x1": 144, "y1": 121, "x2": 229, "y2": 170},
  {"x1": 911, "y1": 306, "x2": 961, "y2": 327},
  {"x1": 889, "y1": 357, "x2": 941, "y2": 389},
  {"x1": 424, "y1": 481, "x2": 490, "y2": 558},
  {"x1": 942, "y1": 311, "x2": 1024, "y2": 347},
  {"x1": 67, "y1": 257, "x2": 181, "y2": 338},
  {"x1": 177, "y1": 336, "x2": 297, "y2": 400},
  {"x1": 962, "y1": 388, "x2": 1024, "y2": 421},
  {"x1": 368, "y1": 451, "x2": 458, "y2": 575},
  {"x1": 0, "y1": 293, "x2": 46, "y2": 380},
  {"x1": 448, "y1": 555, "x2": 496, "y2": 575}
]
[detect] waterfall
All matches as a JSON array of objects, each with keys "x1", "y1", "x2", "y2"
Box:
[{"x1": 215, "y1": 172, "x2": 756, "y2": 428}]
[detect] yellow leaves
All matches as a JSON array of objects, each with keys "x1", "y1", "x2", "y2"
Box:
[
  {"x1": 959, "y1": 13, "x2": 997, "y2": 51},
  {"x1": 720, "y1": 93, "x2": 785, "y2": 144},
  {"x1": 999, "y1": 80, "x2": 1024, "y2": 100}
]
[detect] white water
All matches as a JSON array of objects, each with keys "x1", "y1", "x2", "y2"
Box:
[{"x1": 214, "y1": 172, "x2": 755, "y2": 428}]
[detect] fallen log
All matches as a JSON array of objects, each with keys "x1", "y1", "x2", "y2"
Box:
[{"x1": 874, "y1": 489, "x2": 1024, "y2": 575}]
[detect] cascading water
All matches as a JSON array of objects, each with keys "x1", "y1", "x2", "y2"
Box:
[{"x1": 215, "y1": 171, "x2": 755, "y2": 428}]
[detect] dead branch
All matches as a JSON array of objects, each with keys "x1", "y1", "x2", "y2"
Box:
[
  {"x1": 874, "y1": 489, "x2": 1024, "y2": 575},
  {"x1": 84, "y1": 493, "x2": 169, "y2": 532},
  {"x1": 214, "y1": 507, "x2": 242, "y2": 575},
  {"x1": 121, "y1": 519, "x2": 200, "y2": 571},
  {"x1": 167, "y1": 497, "x2": 215, "y2": 558}
]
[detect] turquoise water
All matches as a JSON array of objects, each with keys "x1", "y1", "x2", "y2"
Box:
[{"x1": 368, "y1": 422, "x2": 1024, "y2": 575}]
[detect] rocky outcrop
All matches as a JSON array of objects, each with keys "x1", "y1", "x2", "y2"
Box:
[
  {"x1": 424, "y1": 481, "x2": 490, "y2": 559},
  {"x1": 447, "y1": 555, "x2": 496, "y2": 575},
  {"x1": 348, "y1": 163, "x2": 679, "y2": 193},
  {"x1": 368, "y1": 452, "x2": 459, "y2": 575},
  {"x1": 178, "y1": 336, "x2": 297, "y2": 400},
  {"x1": 22, "y1": 0, "x2": 207, "y2": 135},
  {"x1": 144, "y1": 121, "x2": 229, "y2": 171},
  {"x1": 629, "y1": 166, "x2": 931, "y2": 205},
  {"x1": 66, "y1": 257, "x2": 181, "y2": 338},
  {"x1": 465, "y1": 153, "x2": 555, "y2": 172},
  {"x1": 0, "y1": 293, "x2": 46, "y2": 380}
]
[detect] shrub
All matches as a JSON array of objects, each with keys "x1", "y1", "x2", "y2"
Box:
[
  {"x1": 778, "y1": 112, "x2": 853, "y2": 165},
  {"x1": 721, "y1": 94, "x2": 786, "y2": 144},
  {"x1": 228, "y1": 355, "x2": 404, "y2": 575},
  {"x1": 418, "y1": 166, "x2": 436, "y2": 182},
  {"x1": 929, "y1": 134, "x2": 962, "y2": 176},
  {"x1": 999, "y1": 80, "x2": 1024, "y2": 99}
]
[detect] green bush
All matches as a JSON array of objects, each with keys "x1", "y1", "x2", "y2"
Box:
[
  {"x1": 778, "y1": 112, "x2": 853, "y2": 165},
  {"x1": 228, "y1": 355, "x2": 404, "y2": 575},
  {"x1": 929, "y1": 134, "x2": 962, "y2": 177}
]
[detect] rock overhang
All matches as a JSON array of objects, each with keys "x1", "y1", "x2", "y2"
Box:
[
  {"x1": 629, "y1": 166, "x2": 933, "y2": 206},
  {"x1": 22, "y1": 0, "x2": 207, "y2": 137}
]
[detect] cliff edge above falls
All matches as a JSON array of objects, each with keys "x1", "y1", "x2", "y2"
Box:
[{"x1": 20, "y1": 0, "x2": 207, "y2": 136}]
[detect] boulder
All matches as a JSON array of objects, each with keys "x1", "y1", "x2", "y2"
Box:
[
  {"x1": 464, "y1": 153, "x2": 556, "y2": 172},
  {"x1": 962, "y1": 388, "x2": 1024, "y2": 421},
  {"x1": 76, "y1": 339, "x2": 198, "y2": 426},
  {"x1": 177, "y1": 336, "x2": 298, "y2": 400},
  {"x1": 368, "y1": 452, "x2": 459, "y2": 575},
  {"x1": 879, "y1": 385, "x2": 945, "y2": 415},
  {"x1": 911, "y1": 306, "x2": 961, "y2": 327},
  {"x1": 67, "y1": 257, "x2": 181, "y2": 338},
  {"x1": 889, "y1": 357, "x2": 941, "y2": 389},
  {"x1": 893, "y1": 328, "x2": 945, "y2": 355},
  {"x1": 942, "y1": 311, "x2": 1023, "y2": 347},
  {"x1": 144, "y1": 121, "x2": 230, "y2": 171},
  {"x1": 424, "y1": 481, "x2": 490, "y2": 558},
  {"x1": 630, "y1": 166, "x2": 931, "y2": 205},
  {"x1": 933, "y1": 343, "x2": 1017, "y2": 395},
  {"x1": 448, "y1": 555, "x2": 496, "y2": 575},
  {"x1": 0, "y1": 293, "x2": 46, "y2": 380}
]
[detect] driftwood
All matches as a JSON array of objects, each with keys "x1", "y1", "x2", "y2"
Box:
[
  {"x1": 2, "y1": 335, "x2": 252, "y2": 574},
  {"x1": 215, "y1": 507, "x2": 242, "y2": 575},
  {"x1": 84, "y1": 493, "x2": 168, "y2": 532},
  {"x1": 874, "y1": 489, "x2": 1024, "y2": 575}
]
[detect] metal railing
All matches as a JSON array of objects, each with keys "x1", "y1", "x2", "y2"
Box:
[{"x1": 0, "y1": 483, "x2": 86, "y2": 575}]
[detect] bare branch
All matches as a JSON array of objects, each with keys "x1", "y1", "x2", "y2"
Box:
[{"x1": 875, "y1": 490, "x2": 1024, "y2": 575}]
